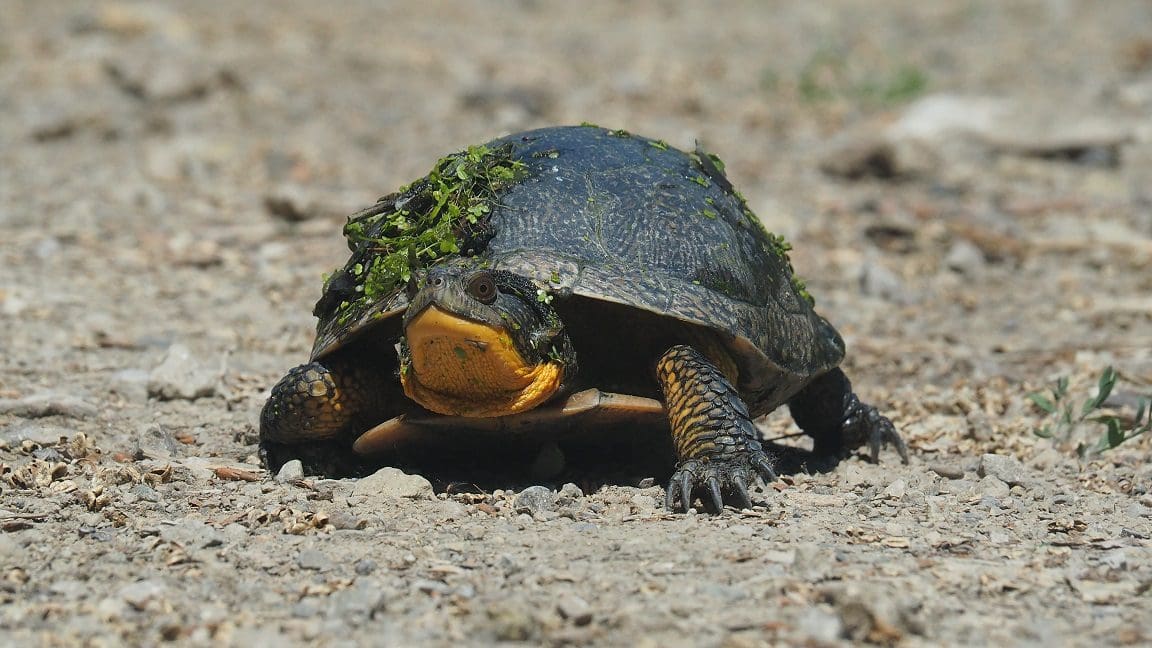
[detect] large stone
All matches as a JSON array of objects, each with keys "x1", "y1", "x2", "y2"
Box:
[
  {"x1": 978, "y1": 454, "x2": 1031, "y2": 487},
  {"x1": 147, "y1": 343, "x2": 221, "y2": 401},
  {"x1": 350, "y1": 467, "x2": 434, "y2": 502}
]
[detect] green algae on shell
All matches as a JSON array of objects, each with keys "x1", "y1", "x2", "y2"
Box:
[{"x1": 320, "y1": 143, "x2": 528, "y2": 324}]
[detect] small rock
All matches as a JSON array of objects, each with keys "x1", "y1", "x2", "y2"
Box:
[
  {"x1": 889, "y1": 94, "x2": 1010, "y2": 141},
  {"x1": 138, "y1": 424, "x2": 182, "y2": 459},
  {"x1": 297, "y1": 548, "x2": 329, "y2": 571},
  {"x1": 160, "y1": 518, "x2": 224, "y2": 549},
  {"x1": 328, "y1": 581, "x2": 384, "y2": 617},
  {"x1": 275, "y1": 459, "x2": 304, "y2": 483},
  {"x1": 556, "y1": 483, "x2": 584, "y2": 505},
  {"x1": 179, "y1": 456, "x2": 219, "y2": 481},
  {"x1": 0, "y1": 392, "x2": 98, "y2": 420},
  {"x1": 354, "y1": 559, "x2": 377, "y2": 575},
  {"x1": 351, "y1": 467, "x2": 434, "y2": 502},
  {"x1": 629, "y1": 492, "x2": 658, "y2": 511},
  {"x1": 147, "y1": 343, "x2": 221, "y2": 401},
  {"x1": 858, "y1": 260, "x2": 907, "y2": 302},
  {"x1": 0, "y1": 422, "x2": 72, "y2": 446},
  {"x1": 0, "y1": 535, "x2": 19, "y2": 561},
  {"x1": 131, "y1": 484, "x2": 160, "y2": 503},
  {"x1": 944, "y1": 240, "x2": 986, "y2": 275},
  {"x1": 796, "y1": 606, "x2": 842, "y2": 643},
  {"x1": 976, "y1": 475, "x2": 1011, "y2": 498},
  {"x1": 822, "y1": 584, "x2": 914, "y2": 644},
  {"x1": 762, "y1": 549, "x2": 796, "y2": 565},
  {"x1": 556, "y1": 594, "x2": 593, "y2": 626},
  {"x1": 514, "y1": 485, "x2": 556, "y2": 515},
  {"x1": 413, "y1": 579, "x2": 451, "y2": 595},
  {"x1": 119, "y1": 579, "x2": 166, "y2": 610},
  {"x1": 882, "y1": 479, "x2": 907, "y2": 500},
  {"x1": 327, "y1": 510, "x2": 366, "y2": 530},
  {"x1": 929, "y1": 464, "x2": 965, "y2": 480},
  {"x1": 110, "y1": 369, "x2": 150, "y2": 402},
  {"x1": 264, "y1": 185, "x2": 325, "y2": 223},
  {"x1": 818, "y1": 133, "x2": 935, "y2": 180},
  {"x1": 487, "y1": 600, "x2": 539, "y2": 641},
  {"x1": 979, "y1": 454, "x2": 1031, "y2": 487}
]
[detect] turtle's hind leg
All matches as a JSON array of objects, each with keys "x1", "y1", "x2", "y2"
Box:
[
  {"x1": 656, "y1": 345, "x2": 777, "y2": 513},
  {"x1": 787, "y1": 367, "x2": 909, "y2": 468}
]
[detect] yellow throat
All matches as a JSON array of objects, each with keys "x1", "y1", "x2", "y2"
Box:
[{"x1": 401, "y1": 305, "x2": 563, "y2": 417}]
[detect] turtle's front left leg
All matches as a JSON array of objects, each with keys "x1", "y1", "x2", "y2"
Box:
[{"x1": 656, "y1": 345, "x2": 778, "y2": 513}]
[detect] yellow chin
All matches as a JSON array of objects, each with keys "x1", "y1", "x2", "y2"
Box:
[{"x1": 401, "y1": 305, "x2": 564, "y2": 417}]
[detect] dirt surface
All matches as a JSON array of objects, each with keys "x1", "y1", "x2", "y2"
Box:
[{"x1": 3, "y1": 1, "x2": 1152, "y2": 646}]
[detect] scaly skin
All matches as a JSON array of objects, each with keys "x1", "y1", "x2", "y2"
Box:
[
  {"x1": 656, "y1": 345, "x2": 908, "y2": 513},
  {"x1": 259, "y1": 356, "x2": 395, "y2": 474},
  {"x1": 656, "y1": 345, "x2": 778, "y2": 512}
]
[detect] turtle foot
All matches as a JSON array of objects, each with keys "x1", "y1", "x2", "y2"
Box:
[{"x1": 665, "y1": 452, "x2": 778, "y2": 513}]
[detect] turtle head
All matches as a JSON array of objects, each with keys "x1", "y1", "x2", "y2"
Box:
[{"x1": 399, "y1": 263, "x2": 575, "y2": 417}]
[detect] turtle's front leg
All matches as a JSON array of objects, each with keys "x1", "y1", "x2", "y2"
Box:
[
  {"x1": 259, "y1": 357, "x2": 393, "y2": 475},
  {"x1": 656, "y1": 345, "x2": 778, "y2": 513}
]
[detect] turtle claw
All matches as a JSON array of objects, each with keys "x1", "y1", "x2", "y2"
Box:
[
  {"x1": 731, "y1": 474, "x2": 753, "y2": 510},
  {"x1": 845, "y1": 400, "x2": 909, "y2": 465},
  {"x1": 706, "y1": 476, "x2": 724, "y2": 512},
  {"x1": 665, "y1": 453, "x2": 779, "y2": 513}
]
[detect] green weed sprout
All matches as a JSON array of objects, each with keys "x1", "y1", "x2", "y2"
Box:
[{"x1": 1028, "y1": 366, "x2": 1151, "y2": 457}]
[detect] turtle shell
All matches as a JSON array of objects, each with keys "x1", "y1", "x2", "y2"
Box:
[{"x1": 310, "y1": 125, "x2": 844, "y2": 414}]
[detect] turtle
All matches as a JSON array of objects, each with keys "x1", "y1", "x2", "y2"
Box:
[{"x1": 259, "y1": 125, "x2": 908, "y2": 512}]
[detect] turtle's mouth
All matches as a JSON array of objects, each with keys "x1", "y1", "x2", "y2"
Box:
[{"x1": 400, "y1": 305, "x2": 564, "y2": 417}]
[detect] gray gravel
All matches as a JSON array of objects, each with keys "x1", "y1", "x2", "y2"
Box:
[{"x1": 3, "y1": 1, "x2": 1152, "y2": 646}]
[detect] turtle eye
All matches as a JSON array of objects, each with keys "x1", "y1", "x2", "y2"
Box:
[{"x1": 466, "y1": 272, "x2": 498, "y2": 304}]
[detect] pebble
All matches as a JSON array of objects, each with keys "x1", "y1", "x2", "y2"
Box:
[
  {"x1": 354, "y1": 559, "x2": 377, "y2": 575},
  {"x1": 110, "y1": 369, "x2": 150, "y2": 403},
  {"x1": 0, "y1": 422, "x2": 72, "y2": 446},
  {"x1": 0, "y1": 392, "x2": 98, "y2": 420},
  {"x1": 487, "y1": 600, "x2": 539, "y2": 641},
  {"x1": 556, "y1": 482, "x2": 584, "y2": 505},
  {"x1": 858, "y1": 260, "x2": 907, "y2": 302},
  {"x1": 514, "y1": 485, "x2": 556, "y2": 515},
  {"x1": 130, "y1": 484, "x2": 160, "y2": 503},
  {"x1": 137, "y1": 424, "x2": 182, "y2": 459},
  {"x1": 979, "y1": 454, "x2": 1031, "y2": 487},
  {"x1": 796, "y1": 606, "x2": 843, "y2": 643},
  {"x1": 557, "y1": 594, "x2": 593, "y2": 625},
  {"x1": 160, "y1": 518, "x2": 224, "y2": 549},
  {"x1": 147, "y1": 343, "x2": 221, "y2": 401},
  {"x1": 929, "y1": 464, "x2": 965, "y2": 480},
  {"x1": 882, "y1": 479, "x2": 907, "y2": 500},
  {"x1": 629, "y1": 492, "x2": 659, "y2": 511},
  {"x1": 263, "y1": 184, "x2": 326, "y2": 223},
  {"x1": 944, "y1": 239, "x2": 986, "y2": 275},
  {"x1": 0, "y1": 534, "x2": 20, "y2": 561},
  {"x1": 350, "y1": 467, "x2": 434, "y2": 502},
  {"x1": 329, "y1": 581, "x2": 385, "y2": 617},
  {"x1": 275, "y1": 459, "x2": 304, "y2": 483},
  {"x1": 297, "y1": 548, "x2": 330, "y2": 571},
  {"x1": 119, "y1": 579, "x2": 167, "y2": 610},
  {"x1": 977, "y1": 475, "x2": 1011, "y2": 499},
  {"x1": 326, "y1": 510, "x2": 367, "y2": 530}
]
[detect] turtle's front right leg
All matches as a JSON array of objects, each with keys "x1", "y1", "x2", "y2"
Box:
[
  {"x1": 259, "y1": 358, "x2": 391, "y2": 476},
  {"x1": 656, "y1": 345, "x2": 778, "y2": 513}
]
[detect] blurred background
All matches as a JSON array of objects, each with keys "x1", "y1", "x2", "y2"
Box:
[{"x1": 3, "y1": 2, "x2": 1152, "y2": 645}]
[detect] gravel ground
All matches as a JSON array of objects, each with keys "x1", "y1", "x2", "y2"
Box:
[{"x1": 2, "y1": 1, "x2": 1152, "y2": 646}]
